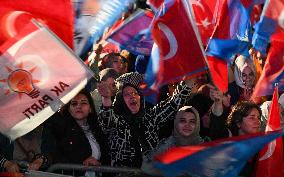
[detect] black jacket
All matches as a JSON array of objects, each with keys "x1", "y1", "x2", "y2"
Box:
[{"x1": 41, "y1": 110, "x2": 110, "y2": 167}]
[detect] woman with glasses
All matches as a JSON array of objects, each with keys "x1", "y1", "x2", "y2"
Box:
[{"x1": 97, "y1": 72, "x2": 197, "y2": 169}]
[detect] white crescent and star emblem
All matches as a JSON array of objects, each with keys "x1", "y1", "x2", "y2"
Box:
[
  {"x1": 1, "y1": 11, "x2": 31, "y2": 39},
  {"x1": 190, "y1": 0, "x2": 205, "y2": 11},
  {"x1": 190, "y1": 0, "x2": 212, "y2": 29},
  {"x1": 259, "y1": 126, "x2": 276, "y2": 161},
  {"x1": 157, "y1": 22, "x2": 178, "y2": 60}
]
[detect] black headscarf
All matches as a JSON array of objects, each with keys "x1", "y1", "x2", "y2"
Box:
[
  {"x1": 113, "y1": 83, "x2": 145, "y2": 119},
  {"x1": 113, "y1": 83, "x2": 147, "y2": 167}
]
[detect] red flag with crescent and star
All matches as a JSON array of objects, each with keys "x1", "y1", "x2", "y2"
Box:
[
  {"x1": 0, "y1": 0, "x2": 74, "y2": 48},
  {"x1": 149, "y1": 0, "x2": 218, "y2": 45},
  {"x1": 149, "y1": 0, "x2": 208, "y2": 89},
  {"x1": 254, "y1": 85, "x2": 284, "y2": 177},
  {"x1": 190, "y1": 0, "x2": 218, "y2": 45}
]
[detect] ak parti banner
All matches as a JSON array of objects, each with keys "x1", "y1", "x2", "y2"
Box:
[{"x1": 0, "y1": 21, "x2": 92, "y2": 139}]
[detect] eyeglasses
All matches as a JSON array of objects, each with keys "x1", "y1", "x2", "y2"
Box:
[{"x1": 123, "y1": 91, "x2": 139, "y2": 98}]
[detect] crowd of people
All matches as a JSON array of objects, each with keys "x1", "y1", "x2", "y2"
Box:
[
  {"x1": 1, "y1": 1, "x2": 284, "y2": 177},
  {"x1": 1, "y1": 42, "x2": 283, "y2": 176}
]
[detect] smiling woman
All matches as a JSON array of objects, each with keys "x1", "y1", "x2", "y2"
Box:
[
  {"x1": 227, "y1": 101, "x2": 262, "y2": 136},
  {"x1": 141, "y1": 106, "x2": 203, "y2": 176},
  {"x1": 41, "y1": 89, "x2": 110, "y2": 176}
]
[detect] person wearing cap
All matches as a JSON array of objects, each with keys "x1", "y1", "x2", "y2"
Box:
[
  {"x1": 91, "y1": 68, "x2": 120, "y2": 113},
  {"x1": 141, "y1": 106, "x2": 204, "y2": 176},
  {"x1": 97, "y1": 72, "x2": 197, "y2": 168}
]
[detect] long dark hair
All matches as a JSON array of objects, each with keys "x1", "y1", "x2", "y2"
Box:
[
  {"x1": 227, "y1": 101, "x2": 261, "y2": 136},
  {"x1": 61, "y1": 89, "x2": 98, "y2": 124}
]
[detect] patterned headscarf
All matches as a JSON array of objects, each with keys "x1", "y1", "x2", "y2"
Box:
[{"x1": 115, "y1": 72, "x2": 144, "y2": 91}]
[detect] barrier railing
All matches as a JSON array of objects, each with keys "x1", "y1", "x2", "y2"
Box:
[
  {"x1": 47, "y1": 163, "x2": 145, "y2": 176},
  {"x1": 25, "y1": 170, "x2": 73, "y2": 177}
]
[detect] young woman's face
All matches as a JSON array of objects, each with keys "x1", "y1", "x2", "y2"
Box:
[
  {"x1": 242, "y1": 66, "x2": 255, "y2": 88},
  {"x1": 123, "y1": 86, "x2": 141, "y2": 114},
  {"x1": 69, "y1": 93, "x2": 91, "y2": 120},
  {"x1": 239, "y1": 108, "x2": 261, "y2": 135},
  {"x1": 111, "y1": 56, "x2": 123, "y2": 74},
  {"x1": 177, "y1": 112, "x2": 197, "y2": 137}
]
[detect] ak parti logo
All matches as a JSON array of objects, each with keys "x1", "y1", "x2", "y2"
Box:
[{"x1": 0, "y1": 61, "x2": 40, "y2": 99}]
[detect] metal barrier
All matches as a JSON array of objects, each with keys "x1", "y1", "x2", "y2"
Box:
[
  {"x1": 47, "y1": 163, "x2": 145, "y2": 177},
  {"x1": 25, "y1": 170, "x2": 73, "y2": 177}
]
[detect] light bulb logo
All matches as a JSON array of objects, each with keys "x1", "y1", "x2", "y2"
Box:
[
  {"x1": 0, "y1": 62, "x2": 41, "y2": 99},
  {"x1": 7, "y1": 69, "x2": 39, "y2": 98}
]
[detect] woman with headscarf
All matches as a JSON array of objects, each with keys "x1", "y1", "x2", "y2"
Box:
[
  {"x1": 97, "y1": 72, "x2": 196, "y2": 168},
  {"x1": 141, "y1": 106, "x2": 203, "y2": 176},
  {"x1": 232, "y1": 55, "x2": 257, "y2": 103}
]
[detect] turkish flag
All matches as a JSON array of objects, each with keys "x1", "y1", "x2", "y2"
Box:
[
  {"x1": 206, "y1": 55, "x2": 228, "y2": 92},
  {"x1": 254, "y1": 86, "x2": 284, "y2": 177},
  {"x1": 190, "y1": 0, "x2": 218, "y2": 45},
  {"x1": 252, "y1": 41, "x2": 284, "y2": 97},
  {"x1": 252, "y1": 0, "x2": 284, "y2": 97},
  {"x1": 151, "y1": 0, "x2": 208, "y2": 88},
  {"x1": 0, "y1": 0, "x2": 74, "y2": 48}
]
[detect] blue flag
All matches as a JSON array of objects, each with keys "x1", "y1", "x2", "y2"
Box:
[
  {"x1": 153, "y1": 131, "x2": 284, "y2": 177},
  {"x1": 78, "y1": 0, "x2": 136, "y2": 57},
  {"x1": 107, "y1": 9, "x2": 154, "y2": 56}
]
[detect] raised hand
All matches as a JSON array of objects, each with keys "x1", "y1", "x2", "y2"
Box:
[
  {"x1": 208, "y1": 84, "x2": 223, "y2": 103},
  {"x1": 184, "y1": 77, "x2": 198, "y2": 92},
  {"x1": 97, "y1": 81, "x2": 113, "y2": 107},
  {"x1": 97, "y1": 81, "x2": 112, "y2": 99}
]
